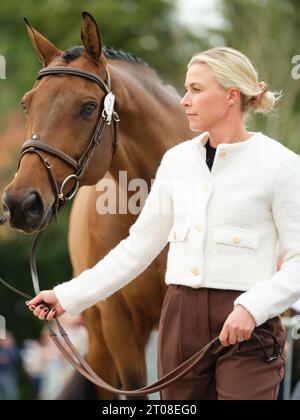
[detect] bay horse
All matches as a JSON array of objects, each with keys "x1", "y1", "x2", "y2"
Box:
[{"x1": 2, "y1": 12, "x2": 193, "y2": 399}]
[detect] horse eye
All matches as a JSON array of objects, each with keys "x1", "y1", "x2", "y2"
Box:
[
  {"x1": 81, "y1": 102, "x2": 98, "y2": 118},
  {"x1": 20, "y1": 100, "x2": 28, "y2": 116}
]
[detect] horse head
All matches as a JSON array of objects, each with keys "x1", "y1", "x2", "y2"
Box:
[{"x1": 3, "y1": 12, "x2": 118, "y2": 233}]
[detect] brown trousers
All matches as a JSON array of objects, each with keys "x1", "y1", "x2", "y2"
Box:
[{"x1": 157, "y1": 285, "x2": 286, "y2": 400}]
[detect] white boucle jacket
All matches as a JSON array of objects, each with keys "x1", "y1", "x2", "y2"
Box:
[{"x1": 54, "y1": 131, "x2": 300, "y2": 326}]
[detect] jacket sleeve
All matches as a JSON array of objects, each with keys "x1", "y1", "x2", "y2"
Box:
[
  {"x1": 234, "y1": 154, "x2": 300, "y2": 326},
  {"x1": 54, "y1": 153, "x2": 174, "y2": 316}
]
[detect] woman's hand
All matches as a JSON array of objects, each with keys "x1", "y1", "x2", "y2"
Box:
[
  {"x1": 219, "y1": 304, "x2": 256, "y2": 347},
  {"x1": 25, "y1": 290, "x2": 65, "y2": 321}
]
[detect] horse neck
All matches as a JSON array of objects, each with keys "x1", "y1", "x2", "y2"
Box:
[{"x1": 107, "y1": 61, "x2": 190, "y2": 185}]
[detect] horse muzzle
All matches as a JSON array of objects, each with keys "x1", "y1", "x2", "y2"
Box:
[{"x1": 2, "y1": 189, "x2": 45, "y2": 233}]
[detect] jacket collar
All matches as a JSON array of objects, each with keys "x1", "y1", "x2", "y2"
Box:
[
  {"x1": 190, "y1": 131, "x2": 262, "y2": 175},
  {"x1": 194, "y1": 131, "x2": 262, "y2": 149},
  {"x1": 197, "y1": 132, "x2": 210, "y2": 147}
]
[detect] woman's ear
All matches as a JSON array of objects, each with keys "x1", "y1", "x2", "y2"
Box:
[
  {"x1": 24, "y1": 18, "x2": 61, "y2": 67},
  {"x1": 227, "y1": 87, "x2": 241, "y2": 106}
]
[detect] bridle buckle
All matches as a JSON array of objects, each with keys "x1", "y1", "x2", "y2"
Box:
[{"x1": 59, "y1": 174, "x2": 79, "y2": 202}]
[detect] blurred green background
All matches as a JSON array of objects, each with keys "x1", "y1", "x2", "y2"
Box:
[{"x1": 0, "y1": 0, "x2": 299, "y2": 399}]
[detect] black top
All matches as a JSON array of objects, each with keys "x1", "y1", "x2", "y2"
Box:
[{"x1": 205, "y1": 139, "x2": 216, "y2": 171}]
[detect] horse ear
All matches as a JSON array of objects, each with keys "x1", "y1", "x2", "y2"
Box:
[
  {"x1": 81, "y1": 11, "x2": 103, "y2": 64},
  {"x1": 24, "y1": 18, "x2": 61, "y2": 67}
]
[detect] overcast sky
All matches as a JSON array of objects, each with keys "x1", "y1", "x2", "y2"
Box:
[{"x1": 176, "y1": 0, "x2": 224, "y2": 33}]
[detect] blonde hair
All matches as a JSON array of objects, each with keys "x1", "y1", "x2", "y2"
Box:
[{"x1": 188, "y1": 47, "x2": 281, "y2": 115}]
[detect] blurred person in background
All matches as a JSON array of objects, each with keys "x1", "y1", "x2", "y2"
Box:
[
  {"x1": 0, "y1": 331, "x2": 19, "y2": 400},
  {"x1": 21, "y1": 315, "x2": 87, "y2": 400}
]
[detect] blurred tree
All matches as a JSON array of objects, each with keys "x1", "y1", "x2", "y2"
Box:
[
  {"x1": 0, "y1": 0, "x2": 205, "y2": 123},
  {"x1": 212, "y1": 0, "x2": 300, "y2": 152}
]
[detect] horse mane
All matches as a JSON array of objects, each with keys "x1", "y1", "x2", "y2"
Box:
[
  {"x1": 62, "y1": 46, "x2": 179, "y2": 98},
  {"x1": 62, "y1": 46, "x2": 150, "y2": 69}
]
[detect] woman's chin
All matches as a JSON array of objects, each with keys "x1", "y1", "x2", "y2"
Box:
[{"x1": 189, "y1": 123, "x2": 206, "y2": 133}]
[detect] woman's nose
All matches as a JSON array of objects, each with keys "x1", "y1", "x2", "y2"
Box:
[{"x1": 180, "y1": 93, "x2": 190, "y2": 107}]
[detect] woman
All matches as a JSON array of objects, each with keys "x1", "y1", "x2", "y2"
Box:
[{"x1": 27, "y1": 47, "x2": 300, "y2": 400}]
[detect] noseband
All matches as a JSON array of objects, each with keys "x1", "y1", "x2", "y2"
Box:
[{"x1": 17, "y1": 66, "x2": 120, "y2": 222}]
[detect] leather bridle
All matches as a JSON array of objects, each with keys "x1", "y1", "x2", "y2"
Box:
[
  {"x1": 0, "y1": 66, "x2": 283, "y2": 397},
  {"x1": 17, "y1": 66, "x2": 120, "y2": 223}
]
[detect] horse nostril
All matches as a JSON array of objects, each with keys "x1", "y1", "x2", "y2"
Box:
[
  {"x1": 2, "y1": 192, "x2": 12, "y2": 218},
  {"x1": 21, "y1": 192, "x2": 44, "y2": 221},
  {"x1": 2, "y1": 200, "x2": 10, "y2": 218}
]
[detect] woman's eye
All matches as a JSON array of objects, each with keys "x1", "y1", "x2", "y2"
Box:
[
  {"x1": 81, "y1": 102, "x2": 98, "y2": 117},
  {"x1": 184, "y1": 88, "x2": 201, "y2": 94}
]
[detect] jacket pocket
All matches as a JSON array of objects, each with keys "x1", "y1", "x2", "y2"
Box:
[
  {"x1": 167, "y1": 225, "x2": 190, "y2": 243},
  {"x1": 212, "y1": 227, "x2": 259, "y2": 285},
  {"x1": 166, "y1": 225, "x2": 191, "y2": 277},
  {"x1": 213, "y1": 227, "x2": 259, "y2": 249}
]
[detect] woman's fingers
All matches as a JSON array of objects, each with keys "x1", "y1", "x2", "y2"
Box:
[
  {"x1": 26, "y1": 290, "x2": 65, "y2": 319},
  {"x1": 219, "y1": 326, "x2": 230, "y2": 347},
  {"x1": 26, "y1": 292, "x2": 46, "y2": 307},
  {"x1": 32, "y1": 305, "x2": 43, "y2": 317},
  {"x1": 228, "y1": 329, "x2": 238, "y2": 346},
  {"x1": 40, "y1": 307, "x2": 50, "y2": 320},
  {"x1": 244, "y1": 330, "x2": 252, "y2": 341},
  {"x1": 29, "y1": 303, "x2": 56, "y2": 320},
  {"x1": 32, "y1": 304, "x2": 49, "y2": 320},
  {"x1": 220, "y1": 324, "x2": 245, "y2": 346},
  {"x1": 46, "y1": 308, "x2": 56, "y2": 321}
]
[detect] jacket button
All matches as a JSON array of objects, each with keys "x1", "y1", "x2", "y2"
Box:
[
  {"x1": 220, "y1": 150, "x2": 227, "y2": 158},
  {"x1": 203, "y1": 184, "x2": 209, "y2": 192},
  {"x1": 233, "y1": 236, "x2": 241, "y2": 244},
  {"x1": 173, "y1": 232, "x2": 177, "y2": 240},
  {"x1": 191, "y1": 267, "x2": 200, "y2": 276},
  {"x1": 195, "y1": 224, "x2": 202, "y2": 232}
]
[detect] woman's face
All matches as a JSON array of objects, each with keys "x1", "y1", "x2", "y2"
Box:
[{"x1": 181, "y1": 63, "x2": 232, "y2": 132}]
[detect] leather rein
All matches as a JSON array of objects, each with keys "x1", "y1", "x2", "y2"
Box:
[
  {"x1": 0, "y1": 66, "x2": 283, "y2": 397},
  {"x1": 0, "y1": 275, "x2": 283, "y2": 396}
]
